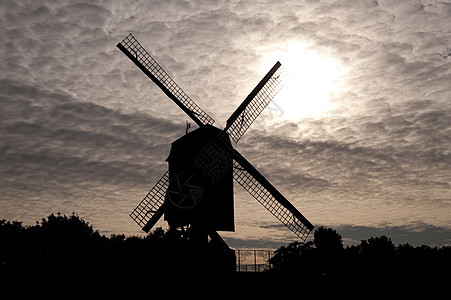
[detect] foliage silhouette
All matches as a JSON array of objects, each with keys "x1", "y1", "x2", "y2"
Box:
[
  {"x1": 269, "y1": 226, "x2": 451, "y2": 285},
  {"x1": 1, "y1": 214, "x2": 451, "y2": 289},
  {"x1": 0, "y1": 213, "x2": 238, "y2": 290}
]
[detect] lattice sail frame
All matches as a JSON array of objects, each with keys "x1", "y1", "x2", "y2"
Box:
[
  {"x1": 232, "y1": 160, "x2": 311, "y2": 241},
  {"x1": 130, "y1": 171, "x2": 169, "y2": 231},
  {"x1": 119, "y1": 34, "x2": 314, "y2": 239},
  {"x1": 117, "y1": 34, "x2": 214, "y2": 127},
  {"x1": 226, "y1": 62, "x2": 288, "y2": 143}
]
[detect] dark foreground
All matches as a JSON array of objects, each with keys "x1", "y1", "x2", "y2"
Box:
[{"x1": 1, "y1": 214, "x2": 450, "y2": 293}]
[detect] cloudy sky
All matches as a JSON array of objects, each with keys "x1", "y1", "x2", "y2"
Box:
[{"x1": 1, "y1": 0, "x2": 450, "y2": 248}]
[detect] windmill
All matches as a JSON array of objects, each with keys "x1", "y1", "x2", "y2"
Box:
[{"x1": 117, "y1": 34, "x2": 314, "y2": 252}]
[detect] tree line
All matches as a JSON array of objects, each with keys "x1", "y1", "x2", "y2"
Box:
[
  {"x1": 269, "y1": 226, "x2": 451, "y2": 285},
  {"x1": 0, "y1": 213, "x2": 214, "y2": 289},
  {"x1": 1, "y1": 213, "x2": 450, "y2": 288}
]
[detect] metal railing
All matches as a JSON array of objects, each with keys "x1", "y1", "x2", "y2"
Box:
[{"x1": 235, "y1": 249, "x2": 274, "y2": 272}]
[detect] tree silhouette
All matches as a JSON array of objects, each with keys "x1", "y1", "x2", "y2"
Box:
[
  {"x1": 2, "y1": 214, "x2": 451, "y2": 289},
  {"x1": 360, "y1": 235, "x2": 395, "y2": 257},
  {"x1": 269, "y1": 241, "x2": 314, "y2": 273},
  {"x1": 269, "y1": 226, "x2": 344, "y2": 279},
  {"x1": 313, "y1": 226, "x2": 343, "y2": 255}
]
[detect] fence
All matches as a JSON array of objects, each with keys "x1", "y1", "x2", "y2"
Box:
[{"x1": 235, "y1": 249, "x2": 274, "y2": 272}]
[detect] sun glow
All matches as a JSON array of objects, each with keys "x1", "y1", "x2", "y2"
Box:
[{"x1": 260, "y1": 43, "x2": 345, "y2": 121}]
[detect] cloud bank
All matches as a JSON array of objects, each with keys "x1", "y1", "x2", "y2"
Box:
[{"x1": 1, "y1": 0, "x2": 450, "y2": 246}]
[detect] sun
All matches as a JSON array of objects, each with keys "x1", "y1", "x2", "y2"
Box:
[{"x1": 258, "y1": 42, "x2": 345, "y2": 121}]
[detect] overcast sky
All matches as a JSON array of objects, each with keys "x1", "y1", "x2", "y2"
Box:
[{"x1": 1, "y1": 0, "x2": 450, "y2": 248}]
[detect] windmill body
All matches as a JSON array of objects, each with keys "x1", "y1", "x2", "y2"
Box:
[
  {"x1": 165, "y1": 125, "x2": 234, "y2": 233},
  {"x1": 117, "y1": 34, "x2": 314, "y2": 250}
]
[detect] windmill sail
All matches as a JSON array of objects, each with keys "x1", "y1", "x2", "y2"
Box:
[
  {"x1": 117, "y1": 33, "x2": 214, "y2": 127},
  {"x1": 225, "y1": 61, "x2": 287, "y2": 143},
  {"x1": 130, "y1": 171, "x2": 169, "y2": 232},
  {"x1": 118, "y1": 33, "x2": 313, "y2": 243},
  {"x1": 232, "y1": 150, "x2": 313, "y2": 241}
]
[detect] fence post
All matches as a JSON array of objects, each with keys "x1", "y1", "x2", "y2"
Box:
[
  {"x1": 268, "y1": 250, "x2": 271, "y2": 270},
  {"x1": 237, "y1": 250, "x2": 241, "y2": 272},
  {"x1": 254, "y1": 250, "x2": 257, "y2": 272}
]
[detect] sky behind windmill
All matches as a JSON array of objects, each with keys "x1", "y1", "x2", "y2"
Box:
[{"x1": 1, "y1": 0, "x2": 450, "y2": 248}]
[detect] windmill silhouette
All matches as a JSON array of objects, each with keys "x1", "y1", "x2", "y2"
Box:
[{"x1": 117, "y1": 34, "x2": 314, "y2": 249}]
